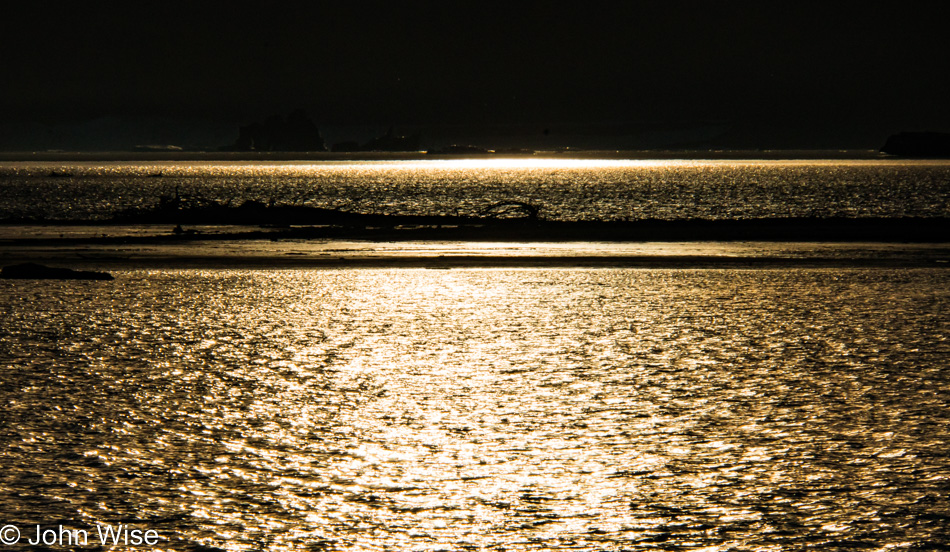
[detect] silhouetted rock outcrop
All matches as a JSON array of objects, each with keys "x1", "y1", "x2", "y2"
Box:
[
  {"x1": 331, "y1": 128, "x2": 422, "y2": 152},
  {"x1": 1, "y1": 263, "x2": 113, "y2": 280},
  {"x1": 231, "y1": 109, "x2": 328, "y2": 152},
  {"x1": 361, "y1": 127, "x2": 421, "y2": 152},
  {"x1": 428, "y1": 144, "x2": 491, "y2": 155},
  {"x1": 881, "y1": 132, "x2": 950, "y2": 157}
]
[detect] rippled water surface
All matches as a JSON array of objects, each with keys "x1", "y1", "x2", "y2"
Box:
[
  {"x1": 1, "y1": 268, "x2": 948, "y2": 550},
  {"x1": 2, "y1": 159, "x2": 949, "y2": 221}
]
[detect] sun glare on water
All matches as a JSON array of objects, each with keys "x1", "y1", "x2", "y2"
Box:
[
  {"x1": 422, "y1": 158, "x2": 671, "y2": 170},
  {"x1": 290, "y1": 158, "x2": 681, "y2": 172}
]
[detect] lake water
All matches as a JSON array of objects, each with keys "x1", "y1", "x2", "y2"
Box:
[
  {"x1": 1, "y1": 158, "x2": 949, "y2": 550},
  {"x1": 1, "y1": 158, "x2": 949, "y2": 222},
  {"x1": 1, "y1": 268, "x2": 948, "y2": 551}
]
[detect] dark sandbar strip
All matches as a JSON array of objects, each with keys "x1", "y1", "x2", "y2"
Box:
[
  {"x1": 3, "y1": 217, "x2": 949, "y2": 245},
  {"x1": 1, "y1": 252, "x2": 947, "y2": 270}
]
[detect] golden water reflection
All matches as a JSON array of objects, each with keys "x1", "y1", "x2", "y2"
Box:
[
  {"x1": 1, "y1": 268, "x2": 948, "y2": 550},
  {"x1": 3, "y1": 158, "x2": 949, "y2": 222}
]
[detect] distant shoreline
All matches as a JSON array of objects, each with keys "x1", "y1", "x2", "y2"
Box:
[{"x1": 0, "y1": 149, "x2": 894, "y2": 162}]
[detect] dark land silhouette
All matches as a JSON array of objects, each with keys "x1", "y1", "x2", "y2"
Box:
[
  {"x1": 331, "y1": 127, "x2": 422, "y2": 153},
  {"x1": 227, "y1": 112, "x2": 425, "y2": 153},
  {"x1": 881, "y1": 132, "x2": 950, "y2": 157},
  {"x1": 228, "y1": 109, "x2": 328, "y2": 152}
]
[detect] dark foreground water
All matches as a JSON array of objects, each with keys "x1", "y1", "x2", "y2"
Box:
[{"x1": 1, "y1": 268, "x2": 948, "y2": 550}]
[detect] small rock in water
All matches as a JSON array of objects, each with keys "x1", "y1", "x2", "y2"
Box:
[{"x1": 0, "y1": 262, "x2": 114, "y2": 280}]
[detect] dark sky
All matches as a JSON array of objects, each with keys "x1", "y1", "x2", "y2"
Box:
[{"x1": 2, "y1": 1, "x2": 949, "y2": 150}]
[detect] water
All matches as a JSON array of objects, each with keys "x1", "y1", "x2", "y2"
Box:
[
  {"x1": 1, "y1": 268, "x2": 948, "y2": 551},
  {"x1": 2, "y1": 159, "x2": 949, "y2": 222},
  {"x1": 2, "y1": 158, "x2": 948, "y2": 550}
]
